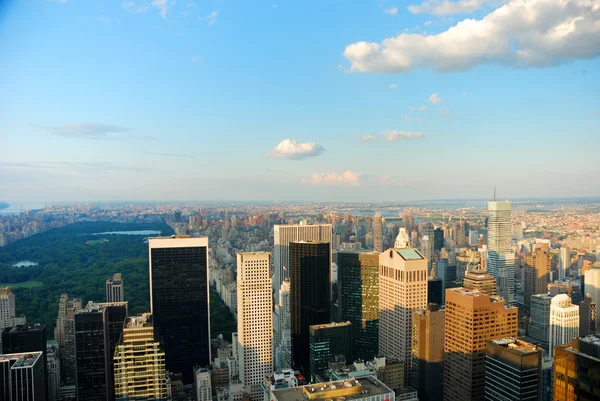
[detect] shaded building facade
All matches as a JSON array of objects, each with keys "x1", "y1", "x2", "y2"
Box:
[
  {"x1": 309, "y1": 322, "x2": 353, "y2": 381},
  {"x1": 553, "y1": 335, "x2": 600, "y2": 401},
  {"x1": 411, "y1": 304, "x2": 444, "y2": 401},
  {"x1": 0, "y1": 351, "x2": 46, "y2": 401}
]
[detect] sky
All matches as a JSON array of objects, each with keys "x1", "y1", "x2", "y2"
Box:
[{"x1": 0, "y1": 0, "x2": 599, "y2": 203}]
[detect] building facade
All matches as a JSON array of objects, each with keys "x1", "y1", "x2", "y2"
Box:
[
  {"x1": 411, "y1": 304, "x2": 444, "y2": 401},
  {"x1": 274, "y1": 279, "x2": 292, "y2": 371},
  {"x1": 309, "y1": 322, "x2": 353, "y2": 381},
  {"x1": 290, "y1": 241, "x2": 331, "y2": 378},
  {"x1": 113, "y1": 314, "x2": 168, "y2": 400},
  {"x1": 528, "y1": 294, "x2": 554, "y2": 349},
  {"x1": 487, "y1": 200, "x2": 516, "y2": 305},
  {"x1": 149, "y1": 236, "x2": 210, "y2": 384},
  {"x1": 553, "y1": 335, "x2": 600, "y2": 401},
  {"x1": 337, "y1": 251, "x2": 379, "y2": 361},
  {"x1": 236, "y1": 252, "x2": 273, "y2": 401},
  {"x1": 373, "y1": 214, "x2": 383, "y2": 253},
  {"x1": 549, "y1": 294, "x2": 579, "y2": 357},
  {"x1": 0, "y1": 351, "x2": 46, "y2": 401},
  {"x1": 0, "y1": 287, "x2": 26, "y2": 351},
  {"x1": 524, "y1": 245, "x2": 550, "y2": 310},
  {"x1": 379, "y1": 248, "x2": 428, "y2": 384},
  {"x1": 54, "y1": 293, "x2": 81, "y2": 386},
  {"x1": 270, "y1": 377, "x2": 394, "y2": 401},
  {"x1": 444, "y1": 287, "x2": 518, "y2": 401},
  {"x1": 105, "y1": 273, "x2": 124, "y2": 303},
  {"x1": 462, "y1": 264, "x2": 496, "y2": 296},
  {"x1": 559, "y1": 246, "x2": 570, "y2": 281}
]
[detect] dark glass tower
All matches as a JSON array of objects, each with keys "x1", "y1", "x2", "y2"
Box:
[
  {"x1": 0, "y1": 351, "x2": 46, "y2": 401},
  {"x1": 309, "y1": 322, "x2": 353, "y2": 381},
  {"x1": 337, "y1": 251, "x2": 379, "y2": 361},
  {"x1": 290, "y1": 241, "x2": 331, "y2": 377},
  {"x1": 433, "y1": 228, "x2": 444, "y2": 252},
  {"x1": 2, "y1": 323, "x2": 48, "y2": 400},
  {"x1": 74, "y1": 302, "x2": 127, "y2": 401},
  {"x1": 149, "y1": 237, "x2": 210, "y2": 384}
]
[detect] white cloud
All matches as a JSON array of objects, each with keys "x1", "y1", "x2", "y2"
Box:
[
  {"x1": 344, "y1": 0, "x2": 600, "y2": 73},
  {"x1": 408, "y1": 0, "x2": 501, "y2": 15},
  {"x1": 122, "y1": 1, "x2": 149, "y2": 13},
  {"x1": 429, "y1": 93, "x2": 442, "y2": 104},
  {"x1": 384, "y1": 7, "x2": 399, "y2": 15},
  {"x1": 380, "y1": 175, "x2": 404, "y2": 185},
  {"x1": 200, "y1": 10, "x2": 219, "y2": 25},
  {"x1": 410, "y1": 106, "x2": 428, "y2": 111},
  {"x1": 439, "y1": 106, "x2": 452, "y2": 118},
  {"x1": 44, "y1": 122, "x2": 131, "y2": 139},
  {"x1": 389, "y1": 83, "x2": 398, "y2": 89},
  {"x1": 424, "y1": 20, "x2": 433, "y2": 26},
  {"x1": 404, "y1": 115, "x2": 421, "y2": 121},
  {"x1": 302, "y1": 171, "x2": 361, "y2": 186},
  {"x1": 266, "y1": 138, "x2": 325, "y2": 160},
  {"x1": 382, "y1": 130, "x2": 423, "y2": 141},
  {"x1": 152, "y1": 0, "x2": 173, "y2": 18},
  {"x1": 358, "y1": 134, "x2": 378, "y2": 142}
]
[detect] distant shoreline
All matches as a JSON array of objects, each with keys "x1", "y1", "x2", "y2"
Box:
[{"x1": 0, "y1": 202, "x2": 9, "y2": 210}]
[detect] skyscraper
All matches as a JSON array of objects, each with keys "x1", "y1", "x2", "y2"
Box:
[
  {"x1": 420, "y1": 236, "x2": 433, "y2": 274},
  {"x1": 559, "y1": 246, "x2": 570, "y2": 281},
  {"x1": 379, "y1": 248, "x2": 428, "y2": 384},
  {"x1": 337, "y1": 251, "x2": 379, "y2": 361},
  {"x1": 444, "y1": 287, "x2": 518, "y2": 401},
  {"x1": 0, "y1": 287, "x2": 26, "y2": 351},
  {"x1": 528, "y1": 294, "x2": 554, "y2": 348},
  {"x1": 54, "y1": 293, "x2": 82, "y2": 386},
  {"x1": 524, "y1": 245, "x2": 550, "y2": 309},
  {"x1": 74, "y1": 302, "x2": 127, "y2": 401},
  {"x1": 0, "y1": 351, "x2": 46, "y2": 401},
  {"x1": 433, "y1": 228, "x2": 444, "y2": 252},
  {"x1": 485, "y1": 338, "x2": 542, "y2": 401},
  {"x1": 462, "y1": 264, "x2": 496, "y2": 296},
  {"x1": 273, "y1": 279, "x2": 291, "y2": 371},
  {"x1": 236, "y1": 252, "x2": 272, "y2": 400},
  {"x1": 411, "y1": 304, "x2": 444, "y2": 401},
  {"x1": 2, "y1": 323, "x2": 48, "y2": 401},
  {"x1": 394, "y1": 227, "x2": 410, "y2": 249},
  {"x1": 583, "y1": 265, "x2": 600, "y2": 305},
  {"x1": 373, "y1": 213, "x2": 383, "y2": 253},
  {"x1": 553, "y1": 335, "x2": 600, "y2": 401},
  {"x1": 149, "y1": 236, "x2": 210, "y2": 384},
  {"x1": 273, "y1": 224, "x2": 332, "y2": 303},
  {"x1": 309, "y1": 322, "x2": 353, "y2": 381},
  {"x1": 487, "y1": 200, "x2": 515, "y2": 305},
  {"x1": 113, "y1": 313, "x2": 168, "y2": 400},
  {"x1": 579, "y1": 294, "x2": 597, "y2": 337},
  {"x1": 105, "y1": 273, "x2": 124, "y2": 303},
  {"x1": 549, "y1": 294, "x2": 579, "y2": 357},
  {"x1": 290, "y1": 241, "x2": 331, "y2": 377}
]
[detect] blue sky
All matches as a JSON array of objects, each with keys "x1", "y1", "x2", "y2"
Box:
[{"x1": 0, "y1": 0, "x2": 599, "y2": 202}]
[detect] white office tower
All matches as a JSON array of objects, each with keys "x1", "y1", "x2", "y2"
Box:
[
  {"x1": 394, "y1": 228, "x2": 410, "y2": 249},
  {"x1": 559, "y1": 246, "x2": 571, "y2": 281},
  {"x1": 195, "y1": 367, "x2": 212, "y2": 401},
  {"x1": 584, "y1": 266, "x2": 600, "y2": 305},
  {"x1": 105, "y1": 273, "x2": 124, "y2": 303},
  {"x1": 0, "y1": 287, "x2": 26, "y2": 351},
  {"x1": 374, "y1": 213, "x2": 384, "y2": 253},
  {"x1": 420, "y1": 235, "x2": 433, "y2": 274},
  {"x1": 273, "y1": 279, "x2": 292, "y2": 371},
  {"x1": 549, "y1": 294, "x2": 579, "y2": 357},
  {"x1": 487, "y1": 200, "x2": 516, "y2": 305},
  {"x1": 379, "y1": 248, "x2": 428, "y2": 384},
  {"x1": 237, "y1": 252, "x2": 273, "y2": 401},
  {"x1": 273, "y1": 224, "x2": 332, "y2": 302}
]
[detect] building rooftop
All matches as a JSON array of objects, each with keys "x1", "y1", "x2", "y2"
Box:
[
  {"x1": 490, "y1": 338, "x2": 540, "y2": 354},
  {"x1": 0, "y1": 351, "x2": 42, "y2": 368},
  {"x1": 310, "y1": 321, "x2": 352, "y2": 330},
  {"x1": 3, "y1": 323, "x2": 45, "y2": 333},
  {"x1": 271, "y1": 377, "x2": 392, "y2": 401},
  {"x1": 394, "y1": 249, "x2": 423, "y2": 261}
]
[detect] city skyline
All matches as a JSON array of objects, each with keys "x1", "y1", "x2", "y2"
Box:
[{"x1": 1, "y1": 0, "x2": 599, "y2": 202}]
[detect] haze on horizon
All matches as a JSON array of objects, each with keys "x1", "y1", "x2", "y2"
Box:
[{"x1": 1, "y1": 0, "x2": 599, "y2": 203}]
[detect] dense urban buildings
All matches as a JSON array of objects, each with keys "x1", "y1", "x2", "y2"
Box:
[
  {"x1": 105, "y1": 273, "x2": 124, "y2": 303},
  {"x1": 378, "y1": 248, "x2": 428, "y2": 384},
  {"x1": 236, "y1": 252, "x2": 272, "y2": 400},
  {"x1": 273, "y1": 279, "x2": 292, "y2": 371},
  {"x1": 270, "y1": 377, "x2": 394, "y2": 401},
  {"x1": 290, "y1": 241, "x2": 331, "y2": 378},
  {"x1": 487, "y1": 200, "x2": 516, "y2": 305},
  {"x1": 0, "y1": 351, "x2": 46, "y2": 401},
  {"x1": 54, "y1": 293, "x2": 82, "y2": 386},
  {"x1": 113, "y1": 313, "x2": 168, "y2": 400},
  {"x1": 411, "y1": 304, "x2": 444, "y2": 401},
  {"x1": 309, "y1": 321, "x2": 353, "y2": 381},
  {"x1": 444, "y1": 287, "x2": 518, "y2": 401},
  {"x1": 337, "y1": 251, "x2": 379, "y2": 361},
  {"x1": 553, "y1": 335, "x2": 600, "y2": 401},
  {"x1": 0, "y1": 287, "x2": 26, "y2": 351},
  {"x1": 484, "y1": 338, "x2": 542, "y2": 401},
  {"x1": 149, "y1": 236, "x2": 210, "y2": 384}
]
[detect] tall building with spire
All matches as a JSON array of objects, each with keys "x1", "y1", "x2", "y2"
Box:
[
  {"x1": 273, "y1": 224, "x2": 332, "y2": 303},
  {"x1": 394, "y1": 228, "x2": 410, "y2": 249},
  {"x1": 105, "y1": 273, "x2": 124, "y2": 303},
  {"x1": 237, "y1": 252, "x2": 272, "y2": 401},
  {"x1": 487, "y1": 200, "x2": 515, "y2": 305},
  {"x1": 379, "y1": 248, "x2": 428, "y2": 384},
  {"x1": 373, "y1": 213, "x2": 383, "y2": 253}
]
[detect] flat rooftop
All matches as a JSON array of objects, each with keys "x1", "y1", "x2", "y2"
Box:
[
  {"x1": 394, "y1": 249, "x2": 423, "y2": 260},
  {"x1": 310, "y1": 321, "x2": 352, "y2": 330},
  {"x1": 272, "y1": 377, "x2": 392, "y2": 401},
  {"x1": 0, "y1": 351, "x2": 42, "y2": 368},
  {"x1": 490, "y1": 338, "x2": 540, "y2": 354}
]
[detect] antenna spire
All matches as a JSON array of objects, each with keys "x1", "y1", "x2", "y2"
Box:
[{"x1": 493, "y1": 187, "x2": 496, "y2": 201}]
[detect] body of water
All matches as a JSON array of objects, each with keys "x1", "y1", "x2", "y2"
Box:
[
  {"x1": 12, "y1": 261, "x2": 39, "y2": 267},
  {"x1": 92, "y1": 230, "x2": 161, "y2": 236},
  {"x1": 0, "y1": 202, "x2": 50, "y2": 215}
]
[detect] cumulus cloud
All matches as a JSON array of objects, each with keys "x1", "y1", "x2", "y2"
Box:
[
  {"x1": 408, "y1": 0, "x2": 501, "y2": 15},
  {"x1": 122, "y1": 1, "x2": 149, "y2": 13},
  {"x1": 380, "y1": 175, "x2": 404, "y2": 185},
  {"x1": 357, "y1": 134, "x2": 378, "y2": 142},
  {"x1": 344, "y1": 0, "x2": 600, "y2": 73},
  {"x1": 266, "y1": 138, "x2": 325, "y2": 160},
  {"x1": 429, "y1": 93, "x2": 442, "y2": 104},
  {"x1": 302, "y1": 171, "x2": 361, "y2": 186},
  {"x1": 382, "y1": 130, "x2": 423, "y2": 141},
  {"x1": 389, "y1": 83, "x2": 398, "y2": 89},
  {"x1": 200, "y1": 10, "x2": 219, "y2": 25},
  {"x1": 152, "y1": 0, "x2": 173, "y2": 18},
  {"x1": 45, "y1": 123, "x2": 131, "y2": 139},
  {"x1": 384, "y1": 7, "x2": 399, "y2": 15}
]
